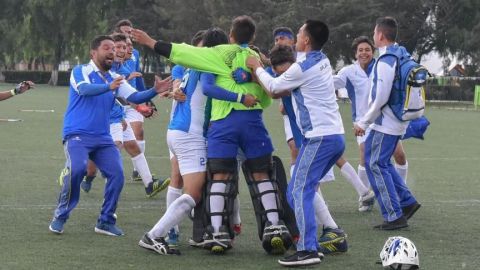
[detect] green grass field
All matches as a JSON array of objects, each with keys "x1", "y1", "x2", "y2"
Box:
[{"x1": 0, "y1": 83, "x2": 479, "y2": 270}]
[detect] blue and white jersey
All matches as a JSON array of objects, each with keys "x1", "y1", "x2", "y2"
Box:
[
  {"x1": 168, "y1": 69, "x2": 210, "y2": 137},
  {"x1": 256, "y1": 51, "x2": 344, "y2": 138},
  {"x1": 334, "y1": 59, "x2": 375, "y2": 123},
  {"x1": 124, "y1": 49, "x2": 146, "y2": 91},
  {"x1": 358, "y1": 45, "x2": 409, "y2": 136},
  {"x1": 64, "y1": 60, "x2": 136, "y2": 139},
  {"x1": 109, "y1": 61, "x2": 130, "y2": 124}
]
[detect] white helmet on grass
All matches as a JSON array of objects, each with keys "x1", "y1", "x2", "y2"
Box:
[{"x1": 380, "y1": 236, "x2": 419, "y2": 270}]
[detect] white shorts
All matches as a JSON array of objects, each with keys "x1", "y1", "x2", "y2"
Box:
[
  {"x1": 110, "y1": 121, "x2": 136, "y2": 143},
  {"x1": 125, "y1": 107, "x2": 144, "y2": 123},
  {"x1": 167, "y1": 130, "x2": 207, "y2": 175},
  {"x1": 283, "y1": 115, "x2": 294, "y2": 142},
  {"x1": 356, "y1": 128, "x2": 371, "y2": 145}
]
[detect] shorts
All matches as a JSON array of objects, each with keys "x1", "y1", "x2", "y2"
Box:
[
  {"x1": 283, "y1": 115, "x2": 294, "y2": 142},
  {"x1": 125, "y1": 107, "x2": 144, "y2": 123},
  {"x1": 207, "y1": 109, "x2": 274, "y2": 159},
  {"x1": 110, "y1": 121, "x2": 136, "y2": 143},
  {"x1": 167, "y1": 129, "x2": 207, "y2": 175}
]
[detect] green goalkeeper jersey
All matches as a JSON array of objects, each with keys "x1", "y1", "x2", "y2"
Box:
[{"x1": 169, "y1": 43, "x2": 271, "y2": 121}]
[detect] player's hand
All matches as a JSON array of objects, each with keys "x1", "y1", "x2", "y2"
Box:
[
  {"x1": 353, "y1": 123, "x2": 365, "y2": 136},
  {"x1": 172, "y1": 88, "x2": 186, "y2": 102},
  {"x1": 246, "y1": 56, "x2": 262, "y2": 71},
  {"x1": 109, "y1": 76, "x2": 124, "y2": 90},
  {"x1": 242, "y1": 94, "x2": 258, "y2": 107},
  {"x1": 127, "y1": 72, "x2": 142, "y2": 80},
  {"x1": 131, "y1": 29, "x2": 157, "y2": 49},
  {"x1": 279, "y1": 102, "x2": 286, "y2": 115},
  {"x1": 232, "y1": 68, "x2": 252, "y2": 84},
  {"x1": 154, "y1": 75, "x2": 172, "y2": 94},
  {"x1": 136, "y1": 103, "x2": 155, "y2": 118},
  {"x1": 15, "y1": 81, "x2": 35, "y2": 94}
]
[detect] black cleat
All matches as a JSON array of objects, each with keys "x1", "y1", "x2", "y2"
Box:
[
  {"x1": 402, "y1": 202, "x2": 421, "y2": 220},
  {"x1": 373, "y1": 216, "x2": 408, "y2": 230},
  {"x1": 278, "y1": 251, "x2": 321, "y2": 267}
]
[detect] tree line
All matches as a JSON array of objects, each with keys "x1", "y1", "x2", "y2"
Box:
[{"x1": 0, "y1": 0, "x2": 478, "y2": 85}]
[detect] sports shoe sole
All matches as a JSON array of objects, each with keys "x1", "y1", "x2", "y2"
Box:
[
  {"x1": 211, "y1": 245, "x2": 225, "y2": 254},
  {"x1": 318, "y1": 235, "x2": 347, "y2": 245},
  {"x1": 94, "y1": 227, "x2": 123, "y2": 236},
  {"x1": 49, "y1": 225, "x2": 64, "y2": 234},
  {"x1": 270, "y1": 237, "x2": 287, "y2": 255},
  {"x1": 278, "y1": 257, "x2": 321, "y2": 267}
]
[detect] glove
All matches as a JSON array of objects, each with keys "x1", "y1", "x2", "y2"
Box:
[
  {"x1": 14, "y1": 81, "x2": 31, "y2": 95},
  {"x1": 135, "y1": 101, "x2": 158, "y2": 118},
  {"x1": 232, "y1": 68, "x2": 252, "y2": 84}
]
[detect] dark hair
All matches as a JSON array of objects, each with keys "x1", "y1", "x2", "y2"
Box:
[
  {"x1": 111, "y1": 33, "x2": 127, "y2": 43},
  {"x1": 231, "y1": 15, "x2": 256, "y2": 44},
  {"x1": 91, "y1": 35, "x2": 114, "y2": 50},
  {"x1": 191, "y1": 30, "x2": 206, "y2": 46},
  {"x1": 202, "y1": 27, "x2": 229, "y2": 47},
  {"x1": 375, "y1": 16, "x2": 398, "y2": 42},
  {"x1": 351, "y1": 36, "x2": 374, "y2": 54},
  {"x1": 273, "y1": 27, "x2": 294, "y2": 38},
  {"x1": 269, "y1": 45, "x2": 296, "y2": 67},
  {"x1": 304, "y1": 20, "x2": 329, "y2": 50},
  {"x1": 114, "y1": 19, "x2": 133, "y2": 32}
]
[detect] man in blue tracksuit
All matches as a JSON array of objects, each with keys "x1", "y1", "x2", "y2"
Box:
[{"x1": 49, "y1": 35, "x2": 171, "y2": 236}]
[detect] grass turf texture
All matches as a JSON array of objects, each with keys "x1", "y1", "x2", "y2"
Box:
[{"x1": 0, "y1": 83, "x2": 479, "y2": 269}]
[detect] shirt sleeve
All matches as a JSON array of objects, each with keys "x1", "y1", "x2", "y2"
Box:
[
  {"x1": 126, "y1": 88, "x2": 157, "y2": 104},
  {"x1": 70, "y1": 66, "x2": 90, "y2": 92},
  {"x1": 169, "y1": 43, "x2": 230, "y2": 76},
  {"x1": 357, "y1": 57, "x2": 396, "y2": 129},
  {"x1": 333, "y1": 66, "x2": 348, "y2": 89},
  {"x1": 171, "y1": 65, "x2": 185, "y2": 80},
  {"x1": 255, "y1": 63, "x2": 305, "y2": 94},
  {"x1": 201, "y1": 73, "x2": 240, "y2": 102}
]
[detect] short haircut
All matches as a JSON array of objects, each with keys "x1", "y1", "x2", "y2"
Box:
[
  {"x1": 111, "y1": 33, "x2": 127, "y2": 43},
  {"x1": 114, "y1": 19, "x2": 133, "y2": 32},
  {"x1": 202, "y1": 27, "x2": 229, "y2": 47},
  {"x1": 231, "y1": 15, "x2": 256, "y2": 44},
  {"x1": 269, "y1": 45, "x2": 296, "y2": 67},
  {"x1": 191, "y1": 30, "x2": 206, "y2": 46},
  {"x1": 304, "y1": 20, "x2": 329, "y2": 50},
  {"x1": 91, "y1": 35, "x2": 114, "y2": 50},
  {"x1": 375, "y1": 16, "x2": 398, "y2": 42},
  {"x1": 273, "y1": 27, "x2": 294, "y2": 39},
  {"x1": 351, "y1": 36, "x2": 374, "y2": 53}
]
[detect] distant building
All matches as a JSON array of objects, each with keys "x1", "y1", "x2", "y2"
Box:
[{"x1": 448, "y1": 64, "x2": 466, "y2": 77}]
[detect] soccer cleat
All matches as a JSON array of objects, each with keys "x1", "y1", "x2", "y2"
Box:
[
  {"x1": 80, "y1": 177, "x2": 93, "y2": 193},
  {"x1": 358, "y1": 190, "x2": 375, "y2": 212},
  {"x1": 373, "y1": 216, "x2": 408, "y2": 230},
  {"x1": 278, "y1": 251, "x2": 322, "y2": 267},
  {"x1": 318, "y1": 227, "x2": 348, "y2": 254},
  {"x1": 166, "y1": 228, "x2": 179, "y2": 247},
  {"x1": 145, "y1": 177, "x2": 171, "y2": 198},
  {"x1": 402, "y1": 202, "x2": 421, "y2": 220},
  {"x1": 131, "y1": 170, "x2": 142, "y2": 181},
  {"x1": 49, "y1": 218, "x2": 66, "y2": 234},
  {"x1": 233, "y1": 223, "x2": 242, "y2": 235},
  {"x1": 94, "y1": 221, "x2": 124, "y2": 236},
  {"x1": 262, "y1": 221, "x2": 292, "y2": 255},
  {"x1": 139, "y1": 233, "x2": 180, "y2": 255},
  {"x1": 202, "y1": 225, "x2": 232, "y2": 254}
]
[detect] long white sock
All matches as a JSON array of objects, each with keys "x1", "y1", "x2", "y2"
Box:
[
  {"x1": 257, "y1": 181, "x2": 279, "y2": 225},
  {"x1": 166, "y1": 186, "x2": 183, "y2": 233},
  {"x1": 131, "y1": 153, "x2": 153, "y2": 187},
  {"x1": 395, "y1": 161, "x2": 408, "y2": 183},
  {"x1": 313, "y1": 189, "x2": 338, "y2": 229},
  {"x1": 233, "y1": 196, "x2": 241, "y2": 225},
  {"x1": 137, "y1": 140, "x2": 146, "y2": 153},
  {"x1": 290, "y1": 164, "x2": 295, "y2": 178},
  {"x1": 210, "y1": 182, "x2": 226, "y2": 233},
  {"x1": 340, "y1": 162, "x2": 369, "y2": 196},
  {"x1": 358, "y1": 165, "x2": 370, "y2": 189},
  {"x1": 149, "y1": 194, "x2": 196, "y2": 239}
]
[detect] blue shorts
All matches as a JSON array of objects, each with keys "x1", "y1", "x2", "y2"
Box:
[{"x1": 207, "y1": 109, "x2": 274, "y2": 159}]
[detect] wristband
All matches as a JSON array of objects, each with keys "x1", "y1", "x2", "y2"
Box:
[
  {"x1": 237, "y1": 94, "x2": 243, "y2": 103},
  {"x1": 10, "y1": 89, "x2": 16, "y2": 96}
]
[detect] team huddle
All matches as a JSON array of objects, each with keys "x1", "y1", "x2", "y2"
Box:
[{"x1": 47, "y1": 15, "x2": 426, "y2": 268}]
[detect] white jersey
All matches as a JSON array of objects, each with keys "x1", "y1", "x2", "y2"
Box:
[
  {"x1": 256, "y1": 51, "x2": 344, "y2": 138},
  {"x1": 168, "y1": 69, "x2": 209, "y2": 137},
  {"x1": 357, "y1": 45, "x2": 409, "y2": 136},
  {"x1": 334, "y1": 60, "x2": 375, "y2": 123}
]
